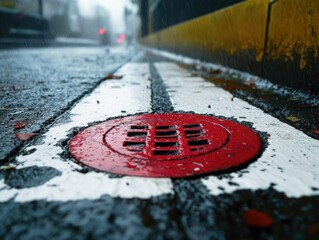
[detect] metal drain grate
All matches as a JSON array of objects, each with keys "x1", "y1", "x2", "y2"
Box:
[
  {"x1": 104, "y1": 117, "x2": 230, "y2": 161},
  {"x1": 123, "y1": 123, "x2": 211, "y2": 157},
  {"x1": 70, "y1": 113, "x2": 262, "y2": 178}
]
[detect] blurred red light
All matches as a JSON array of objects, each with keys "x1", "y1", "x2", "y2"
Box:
[
  {"x1": 119, "y1": 33, "x2": 126, "y2": 39},
  {"x1": 99, "y1": 28, "x2": 106, "y2": 35}
]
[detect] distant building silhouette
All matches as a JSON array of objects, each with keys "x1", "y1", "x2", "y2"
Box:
[
  {"x1": 43, "y1": 0, "x2": 80, "y2": 37},
  {"x1": 0, "y1": 0, "x2": 112, "y2": 43}
]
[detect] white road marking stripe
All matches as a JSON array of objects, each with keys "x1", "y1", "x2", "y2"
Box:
[
  {"x1": 156, "y1": 62, "x2": 319, "y2": 198},
  {"x1": 0, "y1": 63, "x2": 174, "y2": 202}
]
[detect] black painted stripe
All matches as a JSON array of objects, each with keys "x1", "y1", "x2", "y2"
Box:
[{"x1": 150, "y1": 63, "x2": 174, "y2": 113}]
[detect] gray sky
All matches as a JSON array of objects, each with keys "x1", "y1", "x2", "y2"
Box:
[{"x1": 77, "y1": 0, "x2": 127, "y2": 31}]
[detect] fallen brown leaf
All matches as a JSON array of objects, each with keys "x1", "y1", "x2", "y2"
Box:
[
  {"x1": 246, "y1": 82, "x2": 256, "y2": 88},
  {"x1": 13, "y1": 121, "x2": 27, "y2": 129},
  {"x1": 209, "y1": 69, "x2": 221, "y2": 74},
  {"x1": 311, "y1": 130, "x2": 319, "y2": 135},
  {"x1": 224, "y1": 86, "x2": 238, "y2": 91},
  {"x1": 259, "y1": 95, "x2": 269, "y2": 100},
  {"x1": 0, "y1": 165, "x2": 16, "y2": 171},
  {"x1": 105, "y1": 74, "x2": 123, "y2": 80},
  {"x1": 14, "y1": 132, "x2": 35, "y2": 141},
  {"x1": 244, "y1": 209, "x2": 273, "y2": 228}
]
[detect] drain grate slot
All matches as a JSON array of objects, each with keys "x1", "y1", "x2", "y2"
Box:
[
  {"x1": 155, "y1": 142, "x2": 178, "y2": 147},
  {"x1": 188, "y1": 139, "x2": 209, "y2": 146},
  {"x1": 156, "y1": 131, "x2": 177, "y2": 136},
  {"x1": 184, "y1": 124, "x2": 201, "y2": 128},
  {"x1": 185, "y1": 130, "x2": 202, "y2": 135},
  {"x1": 127, "y1": 132, "x2": 147, "y2": 137},
  {"x1": 124, "y1": 141, "x2": 146, "y2": 147},
  {"x1": 153, "y1": 150, "x2": 179, "y2": 156},
  {"x1": 127, "y1": 149, "x2": 144, "y2": 152},
  {"x1": 186, "y1": 134, "x2": 201, "y2": 139},
  {"x1": 131, "y1": 125, "x2": 148, "y2": 130}
]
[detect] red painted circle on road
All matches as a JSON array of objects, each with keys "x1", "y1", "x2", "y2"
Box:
[{"x1": 69, "y1": 114, "x2": 262, "y2": 178}]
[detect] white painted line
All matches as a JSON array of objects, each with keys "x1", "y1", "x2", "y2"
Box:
[
  {"x1": 0, "y1": 63, "x2": 174, "y2": 202},
  {"x1": 156, "y1": 62, "x2": 319, "y2": 198}
]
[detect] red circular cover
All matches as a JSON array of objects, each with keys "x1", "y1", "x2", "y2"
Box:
[{"x1": 69, "y1": 113, "x2": 262, "y2": 178}]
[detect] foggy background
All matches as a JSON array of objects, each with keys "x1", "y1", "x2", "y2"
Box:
[{"x1": 0, "y1": 0, "x2": 138, "y2": 46}]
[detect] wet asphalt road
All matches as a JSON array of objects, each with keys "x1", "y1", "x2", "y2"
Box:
[
  {"x1": 0, "y1": 47, "x2": 134, "y2": 161},
  {"x1": 1, "y1": 46, "x2": 319, "y2": 240}
]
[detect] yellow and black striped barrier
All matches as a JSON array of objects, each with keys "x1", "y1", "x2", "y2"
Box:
[{"x1": 140, "y1": 0, "x2": 319, "y2": 94}]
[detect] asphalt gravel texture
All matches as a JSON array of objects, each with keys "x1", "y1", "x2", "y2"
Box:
[{"x1": 0, "y1": 47, "x2": 318, "y2": 240}]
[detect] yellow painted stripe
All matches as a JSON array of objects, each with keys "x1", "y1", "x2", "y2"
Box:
[
  {"x1": 266, "y1": 0, "x2": 319, "y2": 70},
  {"x1": 143, "y1": 0, "x2": 269, "y2": 63}
]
